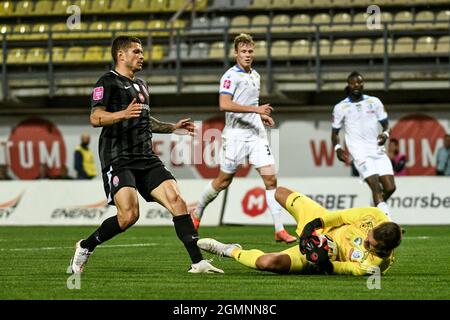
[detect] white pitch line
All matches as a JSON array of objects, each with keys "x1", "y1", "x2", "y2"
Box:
[
  {"x1": 403, "y1": 236, "x2": 430, "y2": 240},
  {"x1": 0, "y1": 243, "x2": 157, "y2": 252}
]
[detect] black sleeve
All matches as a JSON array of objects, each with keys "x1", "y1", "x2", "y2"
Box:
[
  {"x1": 90, "y1": 75, "x2": 112, "y2": 110},
  {"x1": 393, "y1": 155, "x2": 407, "y2": 172}
]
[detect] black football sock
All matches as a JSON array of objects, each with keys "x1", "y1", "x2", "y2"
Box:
[
  {"x1": 173, "y1": 214, "x2": 203, "y2": 264},
  {"x1": 81, "y1": 216, "x2": 123, "y2": 252}
]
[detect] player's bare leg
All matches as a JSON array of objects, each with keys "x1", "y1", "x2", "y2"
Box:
[
  {"x1": 255, "y1": 253, "x2": 291, "y2": 274},
  {"x1": 379, "y1": 175, "x2": 396, "y2": 201},
  {"x1": 258, "y1": 168, "x2": 296, "y2": 244},
  {"x1": 151, "y1": 180, "x2": 223, "y2": 273}
]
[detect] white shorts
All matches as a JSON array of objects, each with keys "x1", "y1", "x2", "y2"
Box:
[
  {"x1": 220, "y1": 137, "x2": 275, "y2": 174},
  {"x1": 353, "y1": 153, "x2": 394, "y2": 180}
]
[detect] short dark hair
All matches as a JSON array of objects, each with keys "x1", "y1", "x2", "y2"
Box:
[
  {"x1": 347, "y1": 71, "x2": 363, "y2": 82},
  {"x1": 373, "y1": 222, "x2": 404, "y2": 258},
  {"x1": 111, "y1": 36, "x2": 142, "y2": 63}
]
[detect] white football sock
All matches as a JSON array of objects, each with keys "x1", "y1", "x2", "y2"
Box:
[
  {"x1": 196, "y1": 181, "x2": 220, "y2": 219},
  {"x1": 266, "y1": 189, "x2": 284, "y2": 232},
  {"x1": 377, "y1": 202, "x2": 391, "y2": 220}
]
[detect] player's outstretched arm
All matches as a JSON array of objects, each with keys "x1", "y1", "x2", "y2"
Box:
[
  {"x1": 90, "y1": 99, "x2": 142, "y2": 127},
  {"x1": 219, "y1": 94, "x2": 272, "y2": 115}
]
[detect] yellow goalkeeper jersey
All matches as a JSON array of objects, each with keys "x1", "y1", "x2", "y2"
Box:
[{"x1": 320, "y1": 207, "x2": 395, "y2": 276}]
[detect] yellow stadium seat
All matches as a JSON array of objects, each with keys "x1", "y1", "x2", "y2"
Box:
[
  {"x1": 0, "y1": 49, "x2": 2, "y2": 64},
  {"x1": 108, "y1": 20, "x2": 128, "y2": 35},
  {"x1": 8, "y1": 24, "x2": 31, "y2": 41},
  {"x1": 188, "y1": 0, "x2": 208, "y2": 11},
  {"x1": 392, "y1": 37, "x2": 414, "y2": 55},
  {"x1": 271, "y1": 0, "x2": 291, "y2": 8},
  {"x1": 64, "y1": 46, "x2": 84, "y2": 63},
  {"x1": 315, "y1": 38, "x2": 331, "y2": 57},
  {"x1": 254, "y1": 40, "x2": 267, "y2": 58},
  {"x1": 167, "y1": 0, "x2": 184, "y2": 12},
  {"x1": 250, "y1": 15, "x2": 270, "y2": 34},
  {"x1": 352, "y1": 12, "x2": 370, "y2": 31},
  {"x1": 392, "y1": 11, "x2": 414, "y2": 30},
  {"x1": 126, "y1": 20, "x2": 147, "y2": 38},
  {"x1": 229, "y1": 15, "x2": 251, "y2": 35},
  {"x1": 209, "y1": 42, "x2": 226, "y2": 59},
  {"x1": 271, "y1": 40, "x2": 290, "y2": 57},
  {"x1": 414, "y1": 11, "x2": 434, "y2": 30},
  {"x1": 290, "y1": 14, "x2": 313, "y2": 32},
  {"x1": 435, "y1": 10, "x2": 450, "y2": 29},
  {"x1": 88, "y1": 21, "x2": 111, "y2": 38},
  {"x1": 7, "y1": 48, "x2": 27, "y2": 64},
  {"x1": 26, "y1": 47, "x2": 48, "y2": 64},
  {"x1": 12, "y1": 1, "x2": 33, "y2": 17},
  {"x1": 0, "y1": 1, "x2": 13, "y2": 17},
  {"x1": 28, "y1": 23, "x2": 50, "y2": 40},
  {"x1": 31, "y1": 0, "x2": 52, "y2": 16},
  {"x1": 129, "y1": 0, "x2": 150, "y2": 13},
  {"x1": 436, "y1": 36, "x2": 449, "y2": 54},
  {"x1": 373, "y1": 37, "x2": 393, "y2": 55},
  {"x1": 415, "y1": 36, "x2": 435, "y2": 54},
  {"x1": 312, "y1": 0, "x2": 333, "y2": 7},
  {"x1": 150, "y1": 0, "x2": 167, "y2": 12},
  {"x1": 51, "y1": 22, "x2": 88, "y2": 40},
  {"x1": 84, "y1": 46, "x2": 109, "y2": 63},
  {"x1": 148, "y1": 20, "x2": 169, "y2": 37},
  {"x1": 272, "y1": 15, "x2": 290, "y2": 33},
  {"x1": 86, "y1": 0, "x2": 110, "y2": 14},
  {"x1": 352, "y1": 38, "x2": 373, "y2": 55},
  {"x1": 169, "y1": 19, "x2": 185, "y2": 32},
  {"x1": 108, "y1": 0, "x2": 130, "y2": 13},
  {"x1": 52, "y1": 0, "x2": 90, "y2": 15},
  {"x1": 51, "y1": 46, "x2": 65, "y2": 63},
  {"x1": 331, "y1": 13, "x2": 352, "y2": 31},
  {"x1": 252, "y1": 0, "x2": 271, "y2": 9},
  {"x1": 330, "y1": 38, "x2": 352, "y2": 56},
  {"x1": 146, "y1": 44, "x2": 164, "y2": 61},
  {"x1": 312, "y1": 13, "x2": 331, "y2": 32},
  {"x1": 290, "y1": 39, "x2": 312, "y2": 58},
  {"x1": 0, "y1": 24, "x2": 11, "y2": 36},
  {"x1": 291, "y1": 0, "x2": 313, "y2": 7}
]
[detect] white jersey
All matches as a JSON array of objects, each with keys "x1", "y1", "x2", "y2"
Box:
[
  {"x1": 219, "y1": 65, "x2": 265, "y2": 141},
  {"x1": 332, "y1": 95, "x2": 388, "y2": 160}
]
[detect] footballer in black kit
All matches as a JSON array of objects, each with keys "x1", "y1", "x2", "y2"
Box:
[
  {"x1": 91, "y1": 70, "x2": 174, "y2": 205},
  {"x1": 69, "y1": 36, "x2": 223, "y2": 274}
]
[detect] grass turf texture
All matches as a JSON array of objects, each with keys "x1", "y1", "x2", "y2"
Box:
[{"x1": 0, "y1": 225, "x2": 449, "y2": 300}]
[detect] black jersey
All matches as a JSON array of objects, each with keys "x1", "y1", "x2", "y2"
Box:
[{"x1": 90, "y1": 70, "x2": 157, "y2": 172}]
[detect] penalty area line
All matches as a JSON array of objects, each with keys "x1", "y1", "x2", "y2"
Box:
[{"x1": 0, "y1": 243, "x2": 157, "y2": 252}]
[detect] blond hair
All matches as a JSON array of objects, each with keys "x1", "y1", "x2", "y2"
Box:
[{"x1": 234, "y1": 33, "x2": 255, "y2": 52}]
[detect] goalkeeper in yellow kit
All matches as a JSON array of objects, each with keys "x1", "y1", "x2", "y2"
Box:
[{"x1": 197, "y1": 186, "x2": 403, "y2": 276}]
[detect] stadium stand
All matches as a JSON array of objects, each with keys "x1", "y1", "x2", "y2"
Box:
[{"x1": 0, "y1": 0, "x2": 449, "y2": 102}]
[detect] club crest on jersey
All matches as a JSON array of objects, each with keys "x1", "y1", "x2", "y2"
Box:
[
  {"x1": 133, "y1": 83, "x2": 141, "y2": 91},
  {"x1": 353, "y1": 237, "x2": 363, "y2": 246},
  {"x1": 138, "y1": 93, "x2": 145, "y2": 103},
  {"x1": 92, "y1": 87, "x2": 104, "y2": 101},
  {"x1": 350, "y1": 249, "x2": 363, "y2": 261},
  {"x1": 223, "y1": 80, "x2": 231, "y2": 89},
  {"x1": 112, "y1": 176, "x2": 120, "y2": 187}
]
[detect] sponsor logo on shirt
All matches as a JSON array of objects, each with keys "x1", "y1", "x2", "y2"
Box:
[
  {"x1": 92, "y1": 86, "x2": 104, "y2": 101},
  {"x1": 223, "y1": 79, "x2": 231, "y2": 89},
  {"x1": 112, "y1": 175, "x2": 120, "y2": 187}
]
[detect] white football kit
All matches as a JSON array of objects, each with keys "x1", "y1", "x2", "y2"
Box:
[
  {"x1": 219, "y1": 65, "x2": 274, "y2": 173},
  {"x1": 332, "y1": 95, "x2": 393, "y2": 179}
]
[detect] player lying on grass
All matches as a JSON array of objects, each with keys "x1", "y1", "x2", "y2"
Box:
[{"x1": 198, "y1": 186, "x2": 403, "y2": 276}]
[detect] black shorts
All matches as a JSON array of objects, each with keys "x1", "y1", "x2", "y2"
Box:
[{"x1": 102, "y1": 160, "x2": 175, "y2": 206}]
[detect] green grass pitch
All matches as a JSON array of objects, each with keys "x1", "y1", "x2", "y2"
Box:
[{"x1": 0, "y1": 225, "x2": 449, "y2": 300}]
